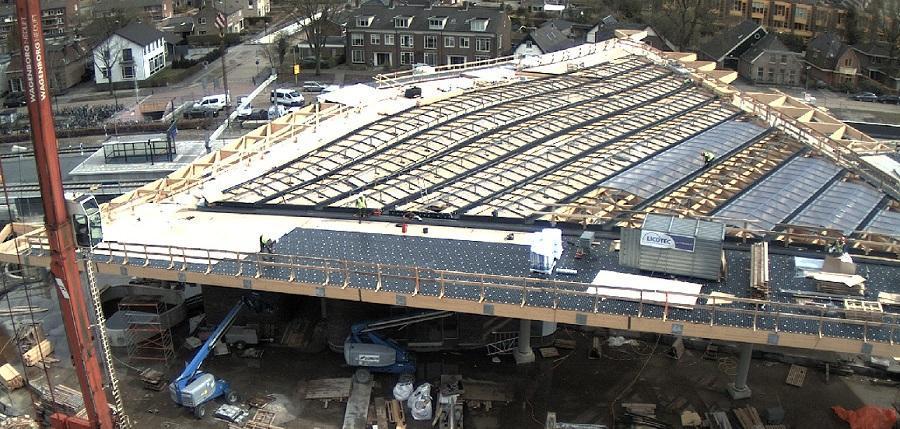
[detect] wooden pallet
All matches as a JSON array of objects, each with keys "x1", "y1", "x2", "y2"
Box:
[
  {"x1": 785, "y1": 364, "x2": 807, "y2": 387},
  {"x1": 230, "y1": 408, "x2": 283, "y2": 429},
  {"x1": 750, "y1": 242, "x2": 769, "y2": 298},
  {"x1": 843, "y1": 299, "x2": 883, "y2": 322},
  {"x1": 387, "y1": 399, "x2": 407, "y2": 429},
  {"x1": 304, "y1": 377, "x2": 352, "y2": 408},
  {"x1": 732, "y1": 405, "x2": 764, "y2": 429}
]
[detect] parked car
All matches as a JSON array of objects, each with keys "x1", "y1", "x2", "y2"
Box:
[
  {"x1": 193, "y1": 94, "x2": 229, "y2": 111},
  {"x1": 183, "y1": 105, "x2": 218, "y2": 119},
  {"x1": 876, "y1": 94, "x2": 900, "y2": 104},
  {"x1": 3, "y1": 93, "x2": 26, "y2": 108},
  {"x1": 236, "y1": 103, "x2": 254, "y2": 119},
  {"x1": 802, "y1": 92, "x2": 817, "y2": 105},
  {"x1": 404, "y1": 86, "x2": 422, "y2": 99},
  {"x1": 270, "y1": 88, "x2": 305, "y2": 107},
  {"x1": 850, "y1": 92, "x2": 878, "y2": 102},
  {"x1": 302, "y1": 81, "x2": 327, "y2": 92},
  {"x1": 301, "y1": 56, "x2": 330, "y2": 69}
]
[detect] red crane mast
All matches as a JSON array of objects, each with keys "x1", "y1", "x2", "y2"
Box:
[{"x1": 14, "y1": 0, "x2": 115, "y2": 427}]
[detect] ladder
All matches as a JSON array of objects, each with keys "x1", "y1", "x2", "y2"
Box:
[{"x1": 84, "y1": 250, "x2": 132, "y2": 428}]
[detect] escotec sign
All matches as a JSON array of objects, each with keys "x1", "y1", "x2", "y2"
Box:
[{"x1": 640, "y1": 230, "x2": 695, "y2": 252}]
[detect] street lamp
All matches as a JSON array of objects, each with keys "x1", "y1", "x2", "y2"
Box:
[{"x1": 805, "y1": 65, "x2": 811, "y2": 91}]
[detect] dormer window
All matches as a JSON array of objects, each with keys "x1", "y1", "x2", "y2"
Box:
[
  {"x1": 470, "y1": 18, "x2": 488, "y2": 32},
  {"x1": 428, "y1": 16, "x2": 447, "y2": 30},
  {"x1": 356, "y1": 16, "x2": 373, "y2": 27},
  {"x1": 393, "y1": 16, "x2": 412, "y2": 28}
]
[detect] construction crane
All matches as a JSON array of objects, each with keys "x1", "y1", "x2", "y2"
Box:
[
  {"x1": 344, "y1": 310, "x2": 452, "y2": 374},
  {"x1": 169, "y1": 294, "x2": 262, "y2": 418},
  {"x1": 13, "y1": 0, "x2": 117, "y2": 427}
]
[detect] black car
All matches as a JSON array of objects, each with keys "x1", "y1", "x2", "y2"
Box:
[
  {"x1": 3, "y1": 93, "x2": 26, "y2": 108},
  {"x1": 182, "y1": 105, "x2": 218, "y2": 119},
  {"x1": 876, "y1": 94, "x2": 900, "y2": 104},
  {"x1": 850, "y1": 92, "x2": 878, "y2": 102}
]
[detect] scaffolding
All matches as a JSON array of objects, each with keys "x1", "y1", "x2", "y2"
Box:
[{"x1": 119, "y1": 296, "x2": 175, "y2": 366}]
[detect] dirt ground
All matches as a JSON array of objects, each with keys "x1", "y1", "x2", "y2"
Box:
[
  {"x1": 0, "y1": 278, "x2": 897, "y2": 428},
  {"x1": 101, "y1": 329, "x2": 898, "y2": 429}
]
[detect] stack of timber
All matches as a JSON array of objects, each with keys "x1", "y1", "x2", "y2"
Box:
[
  {"x1": 876, "y1": 292, "x2": 900, "y2": 308},
  {"x1": 29, "y1": 381, "x2": 84, "y2": 419},
  {"x1": 750, "y1": 242, "x2": 769, "y2": 298},
  {"x1": 812, "y1": 273, "x2": 866, "y2": 295},
  {"x1": 622, "y1": 403, "x2": 656, "y2": 418},
  {"x1": 843, "y1": 299, "x2": 883, "y2": 322},
  {"x1": 139, "y1": 368, "x2": 167, "y2": 391},
  {"x1": 732, "y1": 406, "x2": 763, "y2": 429},
  {"x1": 0, "y1": 364, "x2": 23, "y2": 391},
  {"x1": 22, "y1": 340, "x2": 53, "y2": 367}
]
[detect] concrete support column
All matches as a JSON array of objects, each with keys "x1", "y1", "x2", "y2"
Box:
[
  {"x1": 727, "y1": 342, "x2": 753, "y2": 399},
  {"x1": 513, "y1": 319, "x2": 535, "y2": 364}
]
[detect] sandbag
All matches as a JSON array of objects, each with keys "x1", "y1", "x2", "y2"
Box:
[
  {"x1": 832, "y1": 405, "x2": 897, "y2": 429},
  {"x1": 408, "y1": 382, "x2": 432, "y2": 421},
  {"x1": 393, "y1": 374, "x2": 414, "y2": 401}
]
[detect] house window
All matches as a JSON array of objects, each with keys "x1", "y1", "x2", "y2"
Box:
[
  {"x1": 428, "y1": 17, "x2": 446, "y2": 30},
  {"x1": 769, "y1": 54, "x2": 776, "y2": 63},
  {"x1": 400, "y1": 51, "x2": 414, "y2": 65},
  {"x1": 444, "y1": 36, "x2": 454, "y2": 47},
  {"x1": 767, "y1": 70, "x2": 774, "y2": 81},
  {"x1": 8, "y1": 78, "x2": 22, "y2": 92},
  {"x1": 122, "y1": 48, "x2": 132, "y2": 62},
  {"x1": 424, "y1": 52, "x2": 436, "y2": 66},
  {"x1": 459, "y1": 37, "x2": 469, "y2": 48},
  {"x1": 470, "y1": 18, "x2": 488, "y2": 31},
  {"x1": 844, "y1": 58, "x2": 852, "y2": 66},
  {"x1": 475, "y1": 38, "x2": 490, "y2": 52},
  {"x1": 400, "y1": 34, "x2": 413, "y2": 48},
  {"x1": 393, "y1": 17, "x2": 410, "y2": 28},
  {"x1": 199, "y1": 17, "x2": 206, "y2": 24},
  {"x1": 424, "y1": 35, "x2": 436, "y2": 49},
  {"x1": 99, "y1": 67, "x2": 110, "y2": 79},
  {"x1": 352, "y1": 33, "x2": 364, "y2": 46},
  {"x1": 751, "y1": 1, "x2": 765, "y2": 13},
  {"x1": 356, "y1": 16, "x2": 371, "y2": 27},
  {"x1": 384, "y1": 34, "x2": 394, "y2": 45},
  {"x1": 370, "y1": 33, "x2": 380, "y2": 45},
  {"x1": 757, "y1": 66, "x2": 764, "y2": 79},
  {"x1": 789, "y1": 69, "x2": 796, "y2": 84},
  {"x1": 351, "y1": 49, "x2": 364, "y2": 64},
  {"x1": 474, "y1": 56, "x2": 489, "y2": 61},
  {"x1": 781, "y1": 54, "x2": 787, "y2": 63},
  {"x1": 121, "y1": 65, "x2": 135, "y2": 79},
  {"x1": 795, "y1": 8, "x2": 807, "y2": 18}
]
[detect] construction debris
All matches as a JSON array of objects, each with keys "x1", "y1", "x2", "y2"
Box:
[
  {"x1": 539, "y1": 347, "x2": 560, "y2": 358},
  {"x1": 139, "y1": 368, "x2": 167, "y2": 392},
  {"x1": 214, "y1": 404, "x2": 247, "y2": 424},
  {"x1": 230, "y1": 408, "x2": 283, "y2": 429},
  {"x1": 386, "y1": 399, "x2": 407, "y2": 429},
  {"x1": 545, "y1": 411, "x2": 607, "y2": 429},
  {"x1": 680, "y1": 410, "x2": 701, "y2": 427},
  {"x1": 552, "y1": 339, "x2": 576, "y2": 350},
  {"x1": 621, "y1": 403, "x2": 656, "y2": 418},
  {"x1": 0, "y1": 416, "x2": 38, "y2": 429},
  {"x1": 0, "y1": 364, "x2": 24, "y2": 391},
  {"x1": 732, "y1": 405, "x2": 764, "y2": 429},
  {"x1": 246, "y1": 394, "x2": 276, "y2": 409},
  {"x1": 304, "y1": 377, "x2": 352, "y2": 408},
  {"x1": 0, "y1": 307, "x2": 47, "y2": 317},
  {"x1": 812, "y1": 272, "x2": 866, "y2": 295}
]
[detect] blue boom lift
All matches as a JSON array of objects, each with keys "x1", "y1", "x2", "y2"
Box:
[
  {"x1": 343, "y1": 310, "x2": 452, "y2": 374},
  {"x1": 169, "y1": 294, "x2": 262, "y2": 418}
]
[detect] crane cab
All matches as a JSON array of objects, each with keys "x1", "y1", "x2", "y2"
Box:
[{"x1": 65, "y1": 193, "x2": 103, "y2": 248}]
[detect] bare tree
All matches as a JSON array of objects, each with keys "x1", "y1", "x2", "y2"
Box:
[
  {"x1": 83, "y1": 9, "x2": 136, "y2": 106},
  {"x1": 294, "y1": 0, "x2": 345, "y2": 76},
  {"x1": 93, "y1": 37, "x2": 128, "y2": 107},
  {"x1": 644, "y1": 0, "x2": 716, "y2": 51},
  {"x1": 864, "y1": 0, "x2": 900, "y2": 79}
]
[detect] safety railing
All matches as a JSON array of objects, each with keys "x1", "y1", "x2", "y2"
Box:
[{"x1": 21, "y1": 237, "x2": 900, "y2": 349}]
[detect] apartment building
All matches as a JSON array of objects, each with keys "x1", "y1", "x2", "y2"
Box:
[
  {"x1": 345, "y1": 4, "x2": 511, "y2": 68},
  {"x1": 92, "y1": 0, "x2": 174, "y2": 21},
  {"x1": 0, "y1": 0, "x2": 78, "y2": 53},
  {"x1": 717, "y1": 0, "x2": 847, "y2": 39}
]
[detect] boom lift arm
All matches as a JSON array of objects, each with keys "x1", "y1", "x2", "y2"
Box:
[
  {"x1": 169, "y1": 294, "x2": 261, "y2": 418},
  {"x1": 344, "y1": 311, "x2": 452, "y2": 374}
]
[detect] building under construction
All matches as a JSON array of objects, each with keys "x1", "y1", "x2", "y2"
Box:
[{"x1": 2, "y1": 36, "x2": 899, "y2": 428}]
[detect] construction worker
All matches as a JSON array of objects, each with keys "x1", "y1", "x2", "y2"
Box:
[
  {"x1": 259, "y1": 235, "x2": 268, "y2": 253},
  {"x1": 701, "y1": 151, "x2": 716, "y2": 165},
  {"x1": 355, "y1": 194, "x2": 367, "y2": 222}
]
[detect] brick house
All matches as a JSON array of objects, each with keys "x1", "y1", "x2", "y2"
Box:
[
  {"x1": 805, "y1": 32, "x2": 858, "y2": 88},
  {"x1": 0, "y1": 0, "x2": 78, "y2": 53},
  {"x1": 852, "y1": 42, "x2": 900, "y2": 91},
  {"x1": 92, "y1": 0, "x2": 173, "y2": 21},
  {"x1": 7, "y1": 40, "x2": 87, "y2": 93},
  {"x1": 194, "y1": 0, "x2": 244, "y2": 35},
  {"x1": 737, "y1": 33, "x2": 804, "y2": 86},
  {"x1": 345, "y1": 4, "x2": 511, "y2": 69}
]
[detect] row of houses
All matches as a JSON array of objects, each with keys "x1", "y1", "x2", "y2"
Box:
[{"x1": 699, "y1": 19, "x2": 899, "y2": 91}]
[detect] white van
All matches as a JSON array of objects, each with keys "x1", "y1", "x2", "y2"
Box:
[
  {"x1": 270, "y1": 88, "x2": 305, "y2": 107},
  {"x1": 193, "y1": 94, "x2": 229, "y2": 111}
]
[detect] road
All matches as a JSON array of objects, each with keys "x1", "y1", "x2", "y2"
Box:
[{"x1": 731, "y1": 81, "x2": 900, "y2": 123}]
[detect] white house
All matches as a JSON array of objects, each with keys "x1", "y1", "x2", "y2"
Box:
[{"x1": 93, "y1": 22, "x2": 168, "y2": 85}]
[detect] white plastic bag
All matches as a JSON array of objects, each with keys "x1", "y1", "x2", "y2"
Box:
[
  {"x1": 407, "y1": 383, "x2": 432, "y2": 421},
  {"x1": 392, "y1": 375, "x2": 414, "y2": 401}
]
